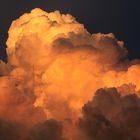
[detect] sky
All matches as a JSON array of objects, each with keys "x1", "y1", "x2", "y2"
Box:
[{"x1": 0, "y1": 0, "x2": 140, "y2": 61}]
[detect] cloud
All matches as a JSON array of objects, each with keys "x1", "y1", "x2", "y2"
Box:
[
  {"x1": 0, "y1": 119, "x2": 23, "y2": 140},
  {"x1": 0, "y1": 75, "x2": 46, "y2": 126},
  {"x1": 0, "y1": 60, "x2": 10, "y2": 75},
  {"x1": 0, "y1": 8, "x2": 139, "y2": 139},
  {"x1": 78, "y1": 88, "x2": 140, "y2": 140},
  {"x1": 26, "y1": 119, "x2": 65, "y2": 140},
  {"x1": 0, "y1": 119, "x2": 65, "y2": 140}
]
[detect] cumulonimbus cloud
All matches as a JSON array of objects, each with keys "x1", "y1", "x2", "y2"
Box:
[{"x1": 0, "y1": 8, "x2": 139, "y2": 140}]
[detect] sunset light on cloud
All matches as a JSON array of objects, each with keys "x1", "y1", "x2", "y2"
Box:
[{"x1": 0, "y1": 8, "x2": 140, "y2": 140}]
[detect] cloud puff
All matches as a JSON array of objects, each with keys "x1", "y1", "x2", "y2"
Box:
[
  {"x1": 78, "y1": 88, "x2": 140, "y2": 140},
  {"x1": 26, "y1": 119, "x2": 65, "y2": 140}
]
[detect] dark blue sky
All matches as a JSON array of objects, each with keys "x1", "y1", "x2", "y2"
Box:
[{"x1": 0, "y1": 0, "x2": 140, "y2": 61}]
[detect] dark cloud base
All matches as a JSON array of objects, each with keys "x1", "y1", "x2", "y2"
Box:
[{"x1": 1, "y1": 88, "x2": 140, "y2": 140}]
